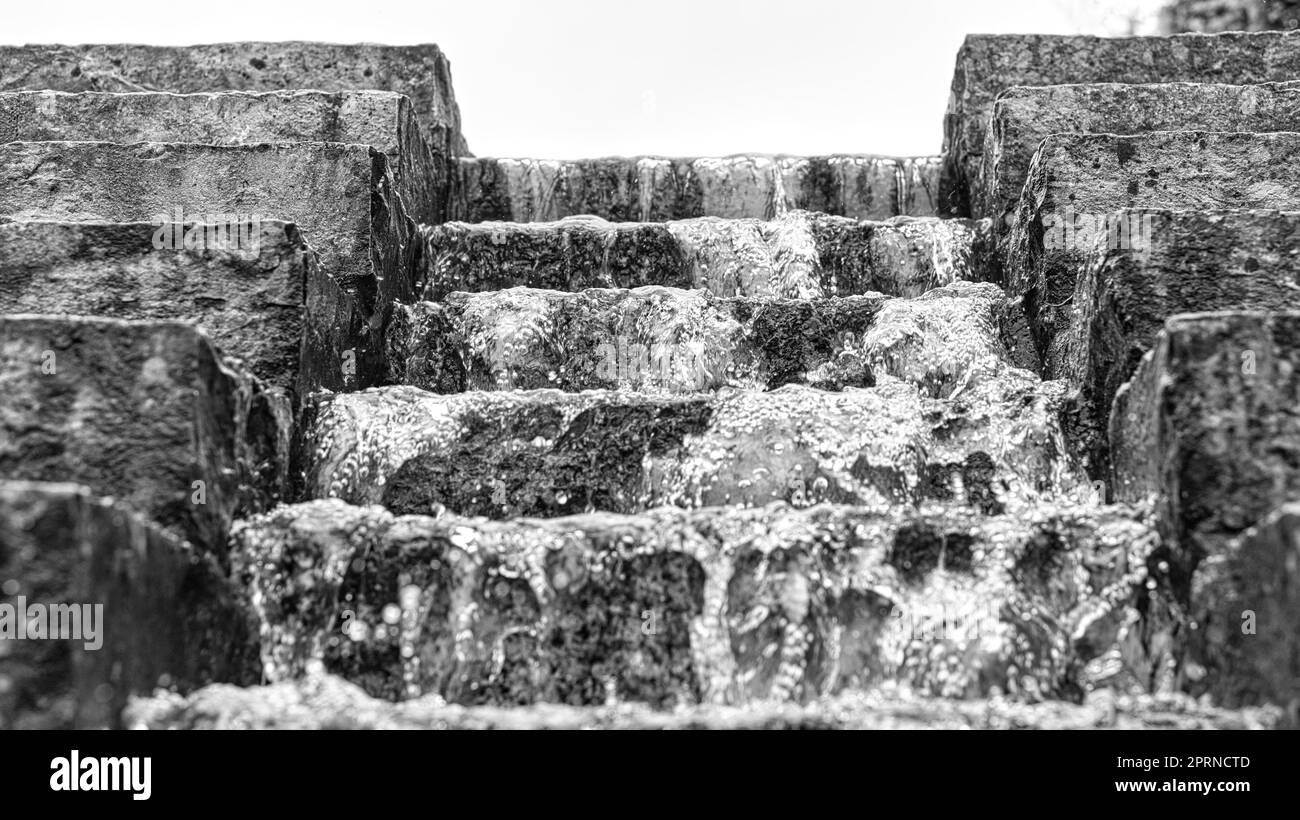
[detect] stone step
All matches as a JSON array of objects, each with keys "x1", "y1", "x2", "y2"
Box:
[
  {"x1": 384, "y1": 282, "x2": 1036, "y2": 394},
  {"x1": 0, "y1": 315, "x2": 290, "y2": 555},
  {"x1": 299, "y1": 377, "x2": 1086, "y2": 519},
  {"x1": 0, "y1": 90, "x2": 445, "y2": 224},
  {"x1": 452, "y1": 155, "x2": 941, "y2": 223},
  {"x1": 1005, "y1": 131, "x2": 1300, "y2": 361},
  {"x1": 0, "y1": 220, "x2": 313, "y2": 393},
  {"x1": 979, "y1": 81, "x2": 1300, "y2": 224},
  {"x1": 228, "y1": 498, "x2": 1156, "y2": 705},
  {"x1": 1111, "y1": 311, "x2": 1300, "y2": 574},
  {"x1": 1055, "y1": 209, "x2": 1300, "y2": 476},
  {"x1": 420, "y1": 212, "x2": 990, "y2": 301},
  {"x1": 1187, "y1": 503, "x2": 1300, "y2": 709},
  {"x1": 1108, "y1": 313, "x2": 1300, "y2": 707},
  {"x1": 0, "y1": 480, "x2": 258, "y2": 729},
  {"x1": 0, "y1": 42, "x2": 467, "y2": 158},
  {"x1": 0, "y1": 141, "x2": 418, "y2": 317},
  {"x1": 0, "y1": 218, "x2": 376, "y2": 394},
  {"x1": 943, "y1": 31, "x2": 1300, "y2": 216},
  {"x1": 125, "y1": 673, "x2": 1287, "y2": 728}
]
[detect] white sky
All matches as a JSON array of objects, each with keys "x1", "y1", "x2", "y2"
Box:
[{"x1": 2, "y1": 0, "x2": 1165, "y2": 158}]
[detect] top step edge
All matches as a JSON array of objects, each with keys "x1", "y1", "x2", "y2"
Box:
[
  {"x1": 459, "y1": 153, "x2": 944, "y2": 164},
  {"x1": 994, "y1": 78, "x2": 1300, "y2": 99},
  {"x1": 961, "y1": 30, "x2": 1300, "y2": 45},
  {"x1": 0, "y1": 88, "x2": 412, "y2": 100},
  {"x1": 2, "y1": 41, "x2": 451, "y2": 52}
]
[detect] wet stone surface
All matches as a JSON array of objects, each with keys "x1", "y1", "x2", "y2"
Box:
[
  {"x1": 419, "y1": 212, "x2": 990, "y2": 300},
  {"x1": 230, "y1": 498, "x2": 1165, "y2": 706},
  {"x1": 451, "y1": 155, "x2": 942, "y2": 223},
  {"x1": 384, "y1": 282, "x2": 1032, "y2": 394},
  {"x1": 300, "y1": 374, "x2": 1086, "y2": 519}
]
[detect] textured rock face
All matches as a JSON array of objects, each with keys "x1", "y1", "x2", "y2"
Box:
[
  {"x1": 0, "y1": 317, "x2": 290, "y2": 555},
  {"x1": 0, "y1": 43, "x2": 467, "y2": 158},
  {"x1": 300, "y1": 378, "x2": 1085, "y2": 519},
  {"x1": 0, "y1": 141, "x2": 418, "y2": 317},
  {"x1": 979, "y1": 81, "x2": 1300, "y2": 223},
  {"x1": 1004, "y1": 132, "x2": 1300, "y2": 361},
  {"x1": 0, "y1": 90, "x2": 445, "y2": 224},
  {"x1": 1161, "y1": 0, "x2": 1300, "y2": 33},
  {"x1": 229, "y1": 499, "x2": 1157, "y2": 705},
  {"x1": 0, "y1": 220, "x2": 311, "y2": 392},
  {"x1": 1111, "y1": 312, "x2": 1300, "y2": 583},
  {"x1": 1057, "y1": 210, "x2": 1300, "y2": 476},
  {"x1": 125, "y1": 673, "x2": 1287, "y2": 728},
  {"x1": 0, "y1": 481, "x2": 259, "y2": 729},
  {"x1": 1185, "y1": 503, "x2": 1300, "y2": 710},
  {"x1": 452, "y1": 155, "x2": 942, "y2": 223},
  {"x1": 942, "y1": 31, "x2": 1300, "y2": 216},
  {"x1": 384, "y1": 282, "x2": 1033, "y2": 394},
  {"x1": 421, "y1": 212, "x2": 990, "y2": 300}
]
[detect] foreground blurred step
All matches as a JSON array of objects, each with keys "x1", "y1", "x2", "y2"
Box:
[
  {"x1": 1110, "y1": 314, "x2": 1300, "y2": 708},
  {"x1": 1055, "y1": 209, "x2": 1300, "y2": 475},
  {"x1": 0, "y1": 90, "x2": 445, "y2": 224},
  {"x1": 230, "y1": 499, "x2": 1156, "y2": 705},
  {"x1": 300, "y1": 377, "x2": 1085, "y2": 519},
  {"x1": 139, "y1": 672, "x2": 1290, "y2": 728},
  {"x1": 0, "y1": 42, "x2": 467, "y2": 157},
  {"x1": 453, "y1": 155, "x2": 942, "y2": 222},
  {"x1": 1187, "y1": 503, "x2": 1300, "y2": 709},
  {"x1": 0, "y1": 141, "x2": 417, "y2": 316},
  {"x1": 1112, "y1": 311, "x2": 1300, "y2": 574},
  {"x1": 126, "y1": 673, "x2": 1286, "y2": 729},
  {"x1": 0, "y1": 316, "x2": 289, "y2": 555},
  {"x1": 385, "y1": 282, "x2": 1036, "y2": 393},
  {"x1": 943, "y1": 30, "x2": 1300, "y2": 215},
  {"x1": 0, "y1": 481, "x2": 258, "y2": 729},
  {"x1": 421, "y1": 212, "x2": 990, "y2": 300},
  {"x1": 1005, "y1": 132, "x2": 1300, "y2": 360},
  {"x1": 978, "y1": 81, "x2": 1300, "y2": 223}
]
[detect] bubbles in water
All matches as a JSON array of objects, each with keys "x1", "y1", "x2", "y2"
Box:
[{"x1": 400, "y1": 585, "x2": 422, "y2": 609}]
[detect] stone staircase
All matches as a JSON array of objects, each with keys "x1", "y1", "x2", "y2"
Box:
[{"x1": 0, "y1": 34, "x2": 1297, "y2": 729}]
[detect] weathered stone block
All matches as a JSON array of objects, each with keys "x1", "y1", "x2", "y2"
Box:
[
  {"x1": 0, "y1": 481, "x2": 259, "y2": 729},
  {"x1": 229, "y1": 498, "x2": 1157, "y2": 705},
  {"x1": 421, "y1": 212, "x2": 989, "y2": 300},
  {"x1": 0, "y1": 220, "x2": 313, "y2": 392},
  {"x1": 452, "y1": 155, "x2": 941, "y2": 223},
  {"x1": 1185, "y1": 503, "x2": 1300, "y2": 709},
  {"x1": 0, "y1": 42, "x2": 466, "y2": 158},
  {"x1": 300, "y1": 376, "x2": 1086, "y2": 519},
  {"x1": 0, "y1": 90, "x2": 446, "y2": 224},
  {"x1": 1058, "y1": 209, "x2": 1300, "y2": 476},
  {"x1": 0, "y1": 141, "x2": 419, "y2": 318},
  {"x1": 1005, "y1": 132, "x2": 1300, "y2": 361},
  {"x1": 0, "y1": 316, "x2": 290, "y2": 556},
  {"x1": 979, "y1": 81, "x2": 1300, "y2": 223},
  {"x1": 384, "y1": 282, "x2": 1032, "y2": 395},
  {"x1": 1111, "y1": 312, "x2": 1300, "y2": 584},
  {"x1": 943, "y1": 31, "x2": 1300, "y2": 215}
]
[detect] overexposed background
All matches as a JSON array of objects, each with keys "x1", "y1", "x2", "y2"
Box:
[{"x1": 1, "y1": 0, "x2": 1165, "y2": 157}]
